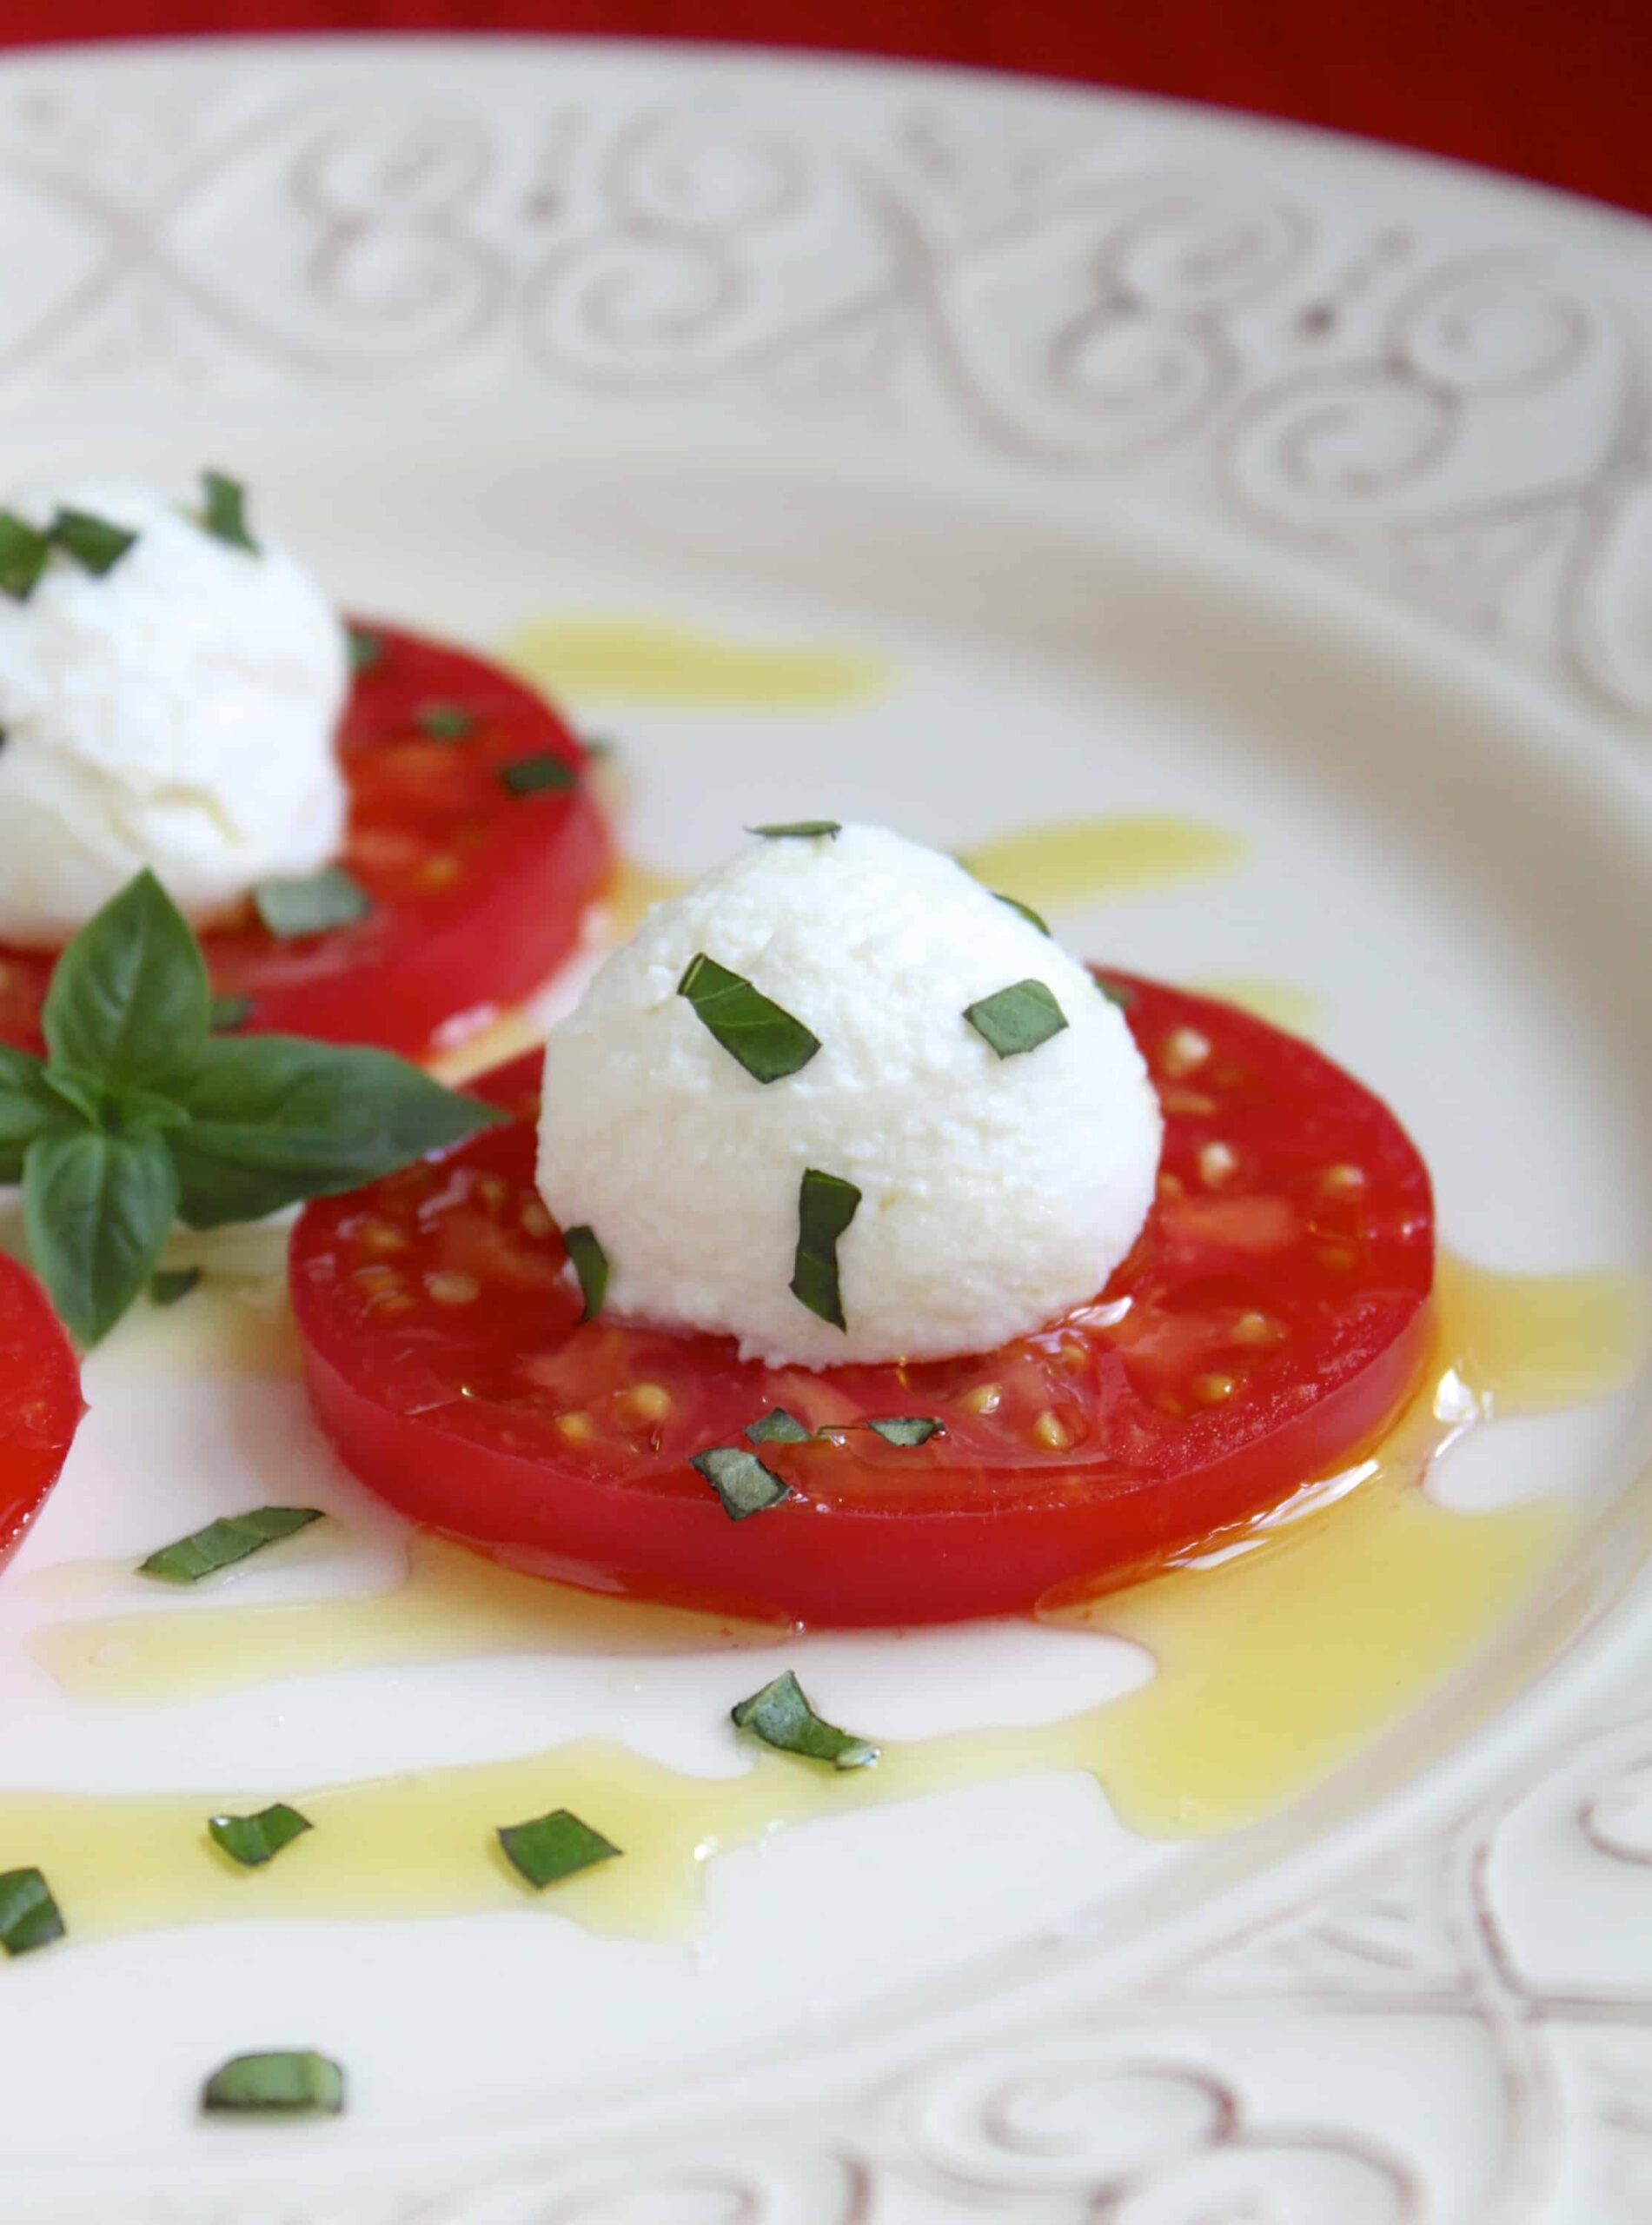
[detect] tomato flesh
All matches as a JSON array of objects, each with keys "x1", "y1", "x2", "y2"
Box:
[
  {"x1": 290, "y1": 976, "x2": 1436, "y2": 1626},
  {"x1": 0, "y1": 625, "x2": 613, "y2": 1062},
  {"x1": 0, "y1": 1255, "x2": 83, "y2": 1574}
]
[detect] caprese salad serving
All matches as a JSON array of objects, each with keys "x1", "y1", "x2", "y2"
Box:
[
  {"x1": 0, "y1": 472, "x2": 611, "y2": 1061},
  {"x1": 290, "y1": 822, "x2": 1436, "y2": 1626}
]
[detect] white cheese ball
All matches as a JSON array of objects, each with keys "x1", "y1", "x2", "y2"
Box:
[
  {"x1": 537, "y1": 823, "x2": 1162, "y2": 1368},
  {"x1": 0, "y1": 476, "x2": 349, "y2": 945}
]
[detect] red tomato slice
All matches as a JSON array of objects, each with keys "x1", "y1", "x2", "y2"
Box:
[
  {"x1": 0, "y1": 626, "x2": 613, "y2": 1063},
  {"x1": 290, "y1": 976, "x2": 1436, "y2": 1626},
  {"x1": 0, "y1": 1255, "x2": 83, "y2": 1574}
]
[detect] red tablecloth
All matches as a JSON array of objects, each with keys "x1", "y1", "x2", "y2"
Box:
[{"x1": 0, "y1": 0, "x2": 1647, "y2": 219}]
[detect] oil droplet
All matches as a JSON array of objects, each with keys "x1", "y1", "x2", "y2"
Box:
[
  {"x1": 498, "y1": 616, "x2": 889, "y2": 714},
  {"x1": 6, "y1": 1259, "x2": 1642, "y2": 1945},
  {"x1": 962, "y1": 816, "x2": 1245, "y2": 914},
  {"x1": 30, "y1": 1533, "x2": 787, "y2": 1704}
]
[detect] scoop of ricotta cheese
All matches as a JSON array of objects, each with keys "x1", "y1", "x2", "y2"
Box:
[
  {"x1": 0, "y1": 476, "x2": 349, "y2": 946},
  {"x1": 536, "y1": 822, "x2": 1163, "y2": 1368}
]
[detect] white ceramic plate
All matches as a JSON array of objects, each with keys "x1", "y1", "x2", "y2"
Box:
[{"x1": 3, "y1": 38, "x2": 1652, "y2": 2224}]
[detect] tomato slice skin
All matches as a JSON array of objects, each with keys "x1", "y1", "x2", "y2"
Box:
[
  {"x1": 0, "y1": 625, "x2": 613, "y2": 1063},
  {"x1": 290, "y1": 977, "x2": 1436, "y2": 1627},
  {"x1": 0, "y1": 1254, "x2": 83, "y2": 1575}
]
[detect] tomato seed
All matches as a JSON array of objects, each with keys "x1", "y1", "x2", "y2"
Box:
[
  {"x1": 426, "y1": 1272, "x2": 481, "y2": 1305},
  {"x1": 1198, "y1": 1141, "x2": 1239, "y2": 1188},
  {"x1": 620, "y1": 1383, "x2": 673, "y2": 1425},
  {"x1": 1160, "y1": 1026, "x2": 1211, "y2": 1077},
  {"x1": 1320, "y1": 1163, "x2": 1367, "y2": 1197},
  {"x1": 1231, "y1": 1311, "x2": 1280, "y2": 1346}
]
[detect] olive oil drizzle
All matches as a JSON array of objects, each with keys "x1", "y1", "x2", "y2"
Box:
[{"x1": 4, "y1": 1259, "x2": 1642, "y2": 1946}]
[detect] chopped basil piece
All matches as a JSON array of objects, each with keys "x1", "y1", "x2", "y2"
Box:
[
  {"x1": 496, "y1": 1808, "x2": 620, "y2": 1889},
  {"x1": 746, "y1": 820, "x2": 842, "y2": 840},
  {"x1": 254, "y1": 866, "x2": 373, "y2": 940},
  {"x1": 866, "y1": 1416, "x2": 944, "y2": 1446},
  {"x1": 964, "y1": 978, "x2": 1069, "y2": 1059},
  {"x1": 196, "y1": 470, "x2": 259, "y2": 555},
  {"x1": 0, "y1": 512, "x2": 50, "y2": 601},
  {"x1": 149, "y1": 1266, "x2": 202, "y2": 1308},
  {"x1": 201, "y1": 2050, "x2": 344, "y2": 2116},
  {"x1": 208, "y1": 1803, "x2": 312, "y2": 1869},
  {"x1": 678, "y1": 953, "x2": 820, "y2": 1086},
  {"x1": 1097, "y1": 973, "x2": 1137, "y2": 1009},
  {"x1": 790, "y1": 1166, "x2": 860, "y2": 1330},
  {"x1": 209, "y1": 991, "x2": 254, "y2": 1033},
  {"x1": 583, "y1": 735, "x2": 616, "y2": 760},
  {"x1": 732, "y1": 1670, "x2": 879, "y2": 1770},
  {"x1": 50, "y1": 508, "x2": 136, "y2": 577},
  {"x1": 746, "y1": 1407, "x2": 813, "y2": 1445},
  {"x1": 994, "y1": 891, "x2": 1052, "y2": 937},
  {"x1": 139, "y1": 1506, "x2": 322, "y2": 1584},
  {"x1": 0, "y1": 1866, "x2": 64, "y2": 1956},
  {"x1": 348, "y1": 626, "x2": 384, "y2": 676},
  {"x1": 562, "y1": 1224, "x2": 607, "y2": 1321},
  {"x1": 416, "y1": 701, "x2": 474, "y2": 741},
  {"x1": 499, "y1": 752, "x2": 577, "y2": 797},
  {"x1": 692, "y1": 1443, "x2": 790, "y2": 1520}
]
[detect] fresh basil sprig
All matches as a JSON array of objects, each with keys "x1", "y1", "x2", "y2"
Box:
[{"x1": 1, "y1": 871, "x2": 503, "y2": 1345}]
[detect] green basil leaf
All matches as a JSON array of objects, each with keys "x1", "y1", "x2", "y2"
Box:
[
  {"x1": 140, "y1": 1506, "x2": 322, "y2": 1584},
  {"x1": 196, "y1": 470, "x2": 259, "y2": 555},
  {"x1": 963, "y1": 978, "x2": 1069, "y2": 1059},
  {"x1": 790, "y1": 1166, "x2": 860, "y2": 1331},
  {"x1": 746, "y1": 820, "x2": 841, "y2": 840},
  {"x1": 50, "y1": 508, "x2": 137, "y2": 577},
  {"x1": 0, "y1": 1046, "x2": 61, "y2": 1180},
  {"x1": 165, "y1": 1036, "x2": 503, "y2": 1228},
  {"x1": 149, "y1": 1266, "x2": 202, "y2": 1307},
  {"x1": 745, "y1": 1407, "x2": 813, "y2": 1445},
  {"x1": 677, "y1": 953, "x2": 820, "y2": 1085},
  {"x1": 348, "y1": 625, "x2": 384, "y2": 676},
  {"x1": 691, "y1": 1444, "x2": 791, "y2": 1520},
  {"x1": 496, "y1": 1808, "x2": 620, "y2": 1889},
  {"x1": 201, "y1": 2051, "x2": 344, "y2": 2116},
  {"x1": 866, "y1": 1416, "x2": 944, "y2": 1446},
  {"x1": 0, "y1": 1866, "x2": 64, "y2": 1956},
  {"x1": 208, "y1": 1803, "x2": 312, "y2": 1868},
  {"x1": 254, "y1": 866, "x2": 372, "y2": 940},
  {"x1": 731, "y1": 1670, "x2": 879, "y2": 1770},
  {"x1": 993, "y1": 891, "x2": 1052, "y2": 936},
  {"x1": 209, "y1": 993, "x2": 255, "y2": 1033},
  {"x1": 41, "y1": 868, "x2": 209, "y2": 1093},
  {"x1": 499, "y1": 752, "x2": 575, "y2": 797},
  {"x1": 561, "y1": 1224, "x2": 607, "y2": 1321},
  {"x1": 0, "y1": 512, "x2": 50, "y2": 601},
  {"x1": 23, "y1": 1126, "x2": 179, "y2": 1345},
  {"x1": 416, "y1": 702, "x2": 475, "y2": 741}
]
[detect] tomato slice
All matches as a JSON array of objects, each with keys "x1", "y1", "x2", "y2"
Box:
[
  {"x1": 290, "y1": 976, "x2": 1436, "y2": 1626},
  {"x1": 0, "y1": 625, "x2": 613, "y2": 1063},
  {"x1": 0, "y1": 1254, "x2": 83, "y2": 1574}
]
